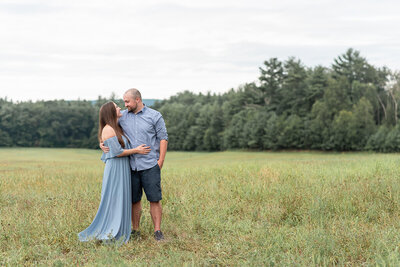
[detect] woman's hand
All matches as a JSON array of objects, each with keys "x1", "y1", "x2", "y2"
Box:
[{"x1": 135, "y1": 144, "x2": 151, "y2": 154}]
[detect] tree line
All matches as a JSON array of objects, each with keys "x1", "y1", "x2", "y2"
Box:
[{"x1": 1, "y1": 48, "x2": 400, "y2": 151}]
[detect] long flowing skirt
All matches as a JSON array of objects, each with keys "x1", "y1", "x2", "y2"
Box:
[{"x1": 78, "y1": 157, "x2": 131, "y2": 243}]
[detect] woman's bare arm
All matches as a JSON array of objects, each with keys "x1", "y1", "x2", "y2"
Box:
[{"x1": 117, "y1": 145, "x2": 151, "y2": 157}]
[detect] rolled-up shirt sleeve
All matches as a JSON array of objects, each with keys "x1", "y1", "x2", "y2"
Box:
[{"x1": 155, "y1": 114, "x2": 168, "y2": 141}]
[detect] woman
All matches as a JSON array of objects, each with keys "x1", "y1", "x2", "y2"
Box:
[{"x1": 78, "y1": 102, "x2": 150, "y2": 244}]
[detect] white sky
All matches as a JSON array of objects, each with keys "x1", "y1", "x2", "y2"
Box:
[{"x1": 1, "y1": 0, "x2": 399, "y2": 101}]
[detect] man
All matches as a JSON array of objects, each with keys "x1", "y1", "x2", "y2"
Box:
[{"x1": 101, "y1": 88, "x2": 168, "y2": 241}]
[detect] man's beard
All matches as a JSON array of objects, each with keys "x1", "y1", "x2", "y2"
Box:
[{"x1": 128, "y1": 106, "x2": 137, "y2": 112}]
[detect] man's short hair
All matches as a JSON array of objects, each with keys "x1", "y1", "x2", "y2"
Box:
[{"x1": 124, "y1": 88, "x2": 142, "y2": 100}]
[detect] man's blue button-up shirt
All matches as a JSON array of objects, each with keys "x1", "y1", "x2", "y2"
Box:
[{"x1": 119, "y1": 106, "x2": 168, "y2": 171}]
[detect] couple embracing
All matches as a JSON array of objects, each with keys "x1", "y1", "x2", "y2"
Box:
[{"x1": 78, "y1": 88, "x2": 168, "y2": 243}]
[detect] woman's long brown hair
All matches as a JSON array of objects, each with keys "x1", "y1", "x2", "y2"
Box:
[{"x1": 98, "y1": 102, "x2": 126, "y2": 148}]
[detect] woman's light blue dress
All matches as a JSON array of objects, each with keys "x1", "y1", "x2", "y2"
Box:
[{"x1": 78, "y1": 136, "x2": 131, "y2": 243}]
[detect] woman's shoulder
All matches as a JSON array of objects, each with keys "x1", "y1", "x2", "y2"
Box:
[{"x1": 102, "y1": 125, "x2": 116, "y2": 141}]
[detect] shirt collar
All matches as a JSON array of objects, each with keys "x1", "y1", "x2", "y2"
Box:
[{"x1": 130, "y1": 104, "x2": 147, "y2": 114}]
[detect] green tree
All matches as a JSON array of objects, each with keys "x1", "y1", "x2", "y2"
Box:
[
  {"x1": 258, "y1": 58, "x2": 284, "y2": 111},
  {"x1": 277, "y1": 114, "x2": 305, "y2": 149},
  {"x1": 351, "y1": 97, "x2": 376, "y2": 149},
  {"x1": 383, "y1": 124, "x2": 400, "y2": 152},
  {"x1": 263, "y1": 113, "x2": 281, "y2": 150},
  {"x1": 279, "y1": 58, "x2": 309, "y2": 116},
  {"x1": 365, "y1": 125, "x2": 390, "y2": 151},
  {"x1": 331, "y1": 110, "x2": 356, "y2": 150}
]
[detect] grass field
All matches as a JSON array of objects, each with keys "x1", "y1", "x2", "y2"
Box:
[{"x1": 1, "y1": 149, "x2": 400, "y2": 266}]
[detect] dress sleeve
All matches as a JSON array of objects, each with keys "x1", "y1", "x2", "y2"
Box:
[{"x1": 105, "y1": 136, "x2": 124, "y2": 158}]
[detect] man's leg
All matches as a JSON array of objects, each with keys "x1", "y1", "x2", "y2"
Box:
[
  {"x1": 132, "y1": 201, "x2": 142, "y2": 231},
  {"x1": 150, "y1": 201, "x2": 162, "y2": 231},
  {"x1": 142, "y1": 164, "x2": 163, "y2": 240},
  {"x1": 131, "y1": 170, "x2": 143, "y2": 231}
]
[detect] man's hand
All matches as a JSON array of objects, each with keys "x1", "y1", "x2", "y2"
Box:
[
  {"x1": 99, "y1": 142, "x2": 110, "y2": 153},
  {"x1": 157, "y1": 160, "x2": 164, "y2": 169}
]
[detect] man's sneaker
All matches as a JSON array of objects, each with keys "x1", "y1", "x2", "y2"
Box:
[
  {"x1": 154, "y1": 230, "x2": 164, "y2": 241},
  {"x1": 130, "y1": 230, "x2": 141, "y2": 240}
]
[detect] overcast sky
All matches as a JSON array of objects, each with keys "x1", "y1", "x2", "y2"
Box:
[{"x1": 1, "y1": 0, "x2": 399, "y2": 101}]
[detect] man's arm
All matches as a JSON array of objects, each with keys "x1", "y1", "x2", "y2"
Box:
[
  {"x1": 155, "y1": 113, "x2": 168, "y2": 169},
  {"x1": 100, "y1": 142, "x2": 110, "y2": 153},
  {"x1": 158, "y1": 140, "x2": 168, "y2": 169}
]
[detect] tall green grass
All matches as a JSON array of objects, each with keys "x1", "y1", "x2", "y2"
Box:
[{"x1": 1, "y1": 149, "x2": 400, "y2": 265}]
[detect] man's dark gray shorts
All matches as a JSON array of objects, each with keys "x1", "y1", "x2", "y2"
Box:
[{"x1": 131, "y1": 164, "x2": 162, "y2": 203}]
